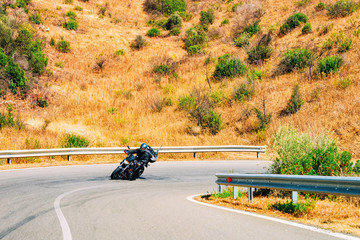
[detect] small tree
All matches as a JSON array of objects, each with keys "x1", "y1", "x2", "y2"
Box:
[{"x1": 287, "y1": 84, "x2": 304, "y2": 114}]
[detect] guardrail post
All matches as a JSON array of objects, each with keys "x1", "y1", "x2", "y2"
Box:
[
  {"x1": 193, "y1": 152, "x2": 197, "y2": 158},
  {"x1": 233, "y1": 186, "x2": 238, "y2": 199},
  {"x1": 67, "y1": 155, "x2": 71, "y2": 161},
  {"x1": 248, "y1": 187, "x2": 253, "y2": 203},
  {"x1": 7, "y1": 158, "x2": 11, "y2": 164},
  {"x1": 257, "y1": 152, "x2": 259, "y2": 159},
  {"x1": 292, "y1": 191, "x2": 298, "y2": 203},
  {"x1": 219, "y1": 185, "x2": 222, "y2": 193}
]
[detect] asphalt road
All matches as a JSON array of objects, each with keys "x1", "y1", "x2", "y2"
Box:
[{"x1": 0, "y1": 160, "x2": 357, "y2": 240}]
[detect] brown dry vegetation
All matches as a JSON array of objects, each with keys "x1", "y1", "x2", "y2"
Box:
[
  {"x1": 0, "y1": 0, "x2": 359, "y2": 163},
  {"x1": 196, "y1": 193, "x2": 360, "y2": 237}
]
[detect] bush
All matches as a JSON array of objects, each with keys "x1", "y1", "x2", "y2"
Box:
[
  {"x1": 144, "y1": 0, "x2": 187, "y2": 15},
  {"x1": 315, "y1": 2, "x2": 326, "y2": 11},
  {"x1": 131, "y1": 35, "x2": 146, "y2": 49},
  {"x1": 200, "y1": 8, "x2": 215, "y2": 25},
  {"x1": 234, "y1": 82, "x2": 255, "y2": 102},
  {"x1": 0, "y1": 104, "x2": 24, "y2": 130},
  {"x1": 327, "y1": 0, "x2": 359, "y2": 18},
  {"x1": 354, "y1": 160, "x2": 360, "y2": 174},
  {"x1": 184, "y1": 26, "x2": 207, "y2": 50},
  {"x1": 34, "y1": 98, "x2": 48, "y2": 108},
  {"x1": 15, "y1": 27, "x2": 34, "y2": 54},
  {"x1": 280, "y1": 48, "x2": 314, "y2": 72},
  {"x1": 187, "y1": 45, "x2": 202, "y2": 55},
  {"x1": 269, "y1": 200, "x2": 315, "y2": 215},
  {"x1": 287, "y1": 85, "x2": 304, "y2": 114},
  {"x1": 254, "y1": 107, "x2": 272, "y2": 131},
  {"x1": 62, "y1": 134, "x2": 89, "y2": 148},
  {"x1": 177, "y1": 11, "x2": 192, "y2": 21},
  {"x1": 147, "y1": 27, "x2": 161, "y2": 37},
  {"x1": 243, "y1": 20, "x2": 260, "y2": 37},
  {"x1": 153, "y1": 64, "x2": 171, "y2": 75},
  {"x1": 63, "y1": 18, "x2": 78, "y2": 30},
  {"x1": 56, "y1": 40, "x2": 71, "y2": 53},
  {"x1": 169, "y1": 27, "x2": 181, "y2": 36},
  {"x1": 317, "y1": 55, "x2": 342, "y2": 76},
  {"x1": 0, "y1": 16, "x2": 13, "y2": 50},
  {"x1": 0, "y1": 48, "x2": 8, "y2": 67},
  {"x1": 247, "y1": 45, "x2": 273, "y2": 64},
  {"x1": 29, "y1": 13, "x2": 43, "y2": 24},
  {"x1": 29, "y1": 50, "x2": 48, "y2": 74},
  {"x1": 221, "y1": 18, "x2": 229, "y2": 25},
  {"x1": 66, "y1": 10, "x2": 77, "y2": 17},
  {"x1": 213, "y1": 54, "x2": 247, "y2": 80},
  {"x1": 268, "y1": 125, "x2": 355, "y2": 176},
  {"x1": 166, "y1": 13, "x2": 182, "y2": 30},
  {"x1": 5, "y1": 58, "x2": 28, "y2": 94},
  {"x1": 301, "y1": 22, "x2": 312, "y2": 34},
  {"x1": 279, "y1": 13, "x2": 308, "y2": 35},
  {"x1": 234, "y1": 33, "x2": 250, "y2": 48},
  {"x1": 322, "y1": 32, "x2": 352, "y2": 52},
  {"x1": 202, "y1": 110, "x2": 223, "y2": 135}
]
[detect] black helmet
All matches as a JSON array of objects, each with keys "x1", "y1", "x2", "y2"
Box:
[{"x1": 140, "y1": 143, "x2": 148, "y2": 150}]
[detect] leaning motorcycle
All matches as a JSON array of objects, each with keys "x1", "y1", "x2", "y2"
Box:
[{"x1": 110, "y1": 147, "x2": 158, "y2": 180}]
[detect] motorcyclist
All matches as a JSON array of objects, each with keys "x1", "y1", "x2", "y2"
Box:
[{"x1": 125, "y1": 143, "x2": 152, "y2": 166}]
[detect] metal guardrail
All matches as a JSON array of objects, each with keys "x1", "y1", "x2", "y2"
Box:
[
  {"x1": 0, "y1": 145, "x2": 266, "y2": 164},
  {"x1": 216, "y1": 173, "x2": 360, "y2": 203}
]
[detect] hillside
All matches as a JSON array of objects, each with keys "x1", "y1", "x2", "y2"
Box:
[{"x1": 0, "y1": 0, "x2": 359, "y2": 161}]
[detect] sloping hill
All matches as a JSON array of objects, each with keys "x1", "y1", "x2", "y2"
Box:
[{"x1": 0, "y1": 0, "x2": 359, "y2": 159}]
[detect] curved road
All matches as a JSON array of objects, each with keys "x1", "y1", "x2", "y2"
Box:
[{"x1": 0, "y1": 161, "x2": 357, "y2": 240}]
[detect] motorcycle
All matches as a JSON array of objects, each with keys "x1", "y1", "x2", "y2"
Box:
[{"x1": 110, "y1": 147, "x2": 158, "y2": 180}]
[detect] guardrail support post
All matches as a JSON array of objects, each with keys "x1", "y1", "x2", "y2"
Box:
[
  {"x1": 248, "y1": 187, "x2": 253, "y2": 203},
  {"x1": 193, "y1": 152, "x2": 197, "y2": 158},
  {"x1": 219, "y1": 185, "x2": 222, "y2": 193},
  {"x1": 67, "y1": 155, "x2": 71, "y2": 161},
  {"x1": 292, "y1": 191, "x2": 298, "y2": 203},
  {"x1": 257, "y1": 152, "x2": 259, "y2": 159},
  {"x1": 233, "y1": 186, "x2": 238, "y2": 199},
  {"x1": 7, "y1": 158, "x2": 11, "y2": 164}
]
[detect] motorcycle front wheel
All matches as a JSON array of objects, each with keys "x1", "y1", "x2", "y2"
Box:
[{"x1": 110, "y1": 166, "x2": 123, "y2": 180}]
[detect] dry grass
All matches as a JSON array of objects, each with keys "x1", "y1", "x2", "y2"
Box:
[
  {"x1": 0, "y1": 0, "x2": 359, "y2": 161},
  {"x1": 196, "y1": 193, "x2": 360, "y2": 237}
]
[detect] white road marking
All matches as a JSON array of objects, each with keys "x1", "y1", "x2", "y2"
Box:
[
  {"x1": 187, "y1": 194, "x2": 360, "y2": 240},
  {"x1": 54, "y1": 185, "x2": 109, "y2": 240}
]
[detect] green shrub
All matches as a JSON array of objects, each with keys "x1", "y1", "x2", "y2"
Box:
[
  {"x1": 74, "y1": 6, "x2": 83, "y2": 11},
  {"x1": 184, "y1": 26, "x2": 207, "y2": 50},
  {"x1": 202, "y1": 110, "x2": 223, "y2": 135},
  {"x1": 131, "y1": 35, "x2": 146, "y2": 49},
  {"x1": 354, "y1": 160, "x2": 360, "y2": 174},
  {"x1": 187, "y1": 45, "x2": 202, "y2": 55},
  {"x1": 0, "y1": 104, "x2": 24, "y2": 130},
  {"x1": 56, "y1": 40, "x2": 71, "y2": 53},
  {"x1": 213, "y1": 54, "x2": 247, "y2": 80},
  {"x1": 147, "y1": 27, "x2": 161, "y2": 37},
  {"x1": 315, "y1": 2, "x2": 326, "y2": 11},
  {"x1": 234, "y1": 33, "x2": 250, "y2": 48},
  {"x1": 147, "y1": 18, "x2": 168, "y2": 29},
  {"x1": 269, "y1": 200, "x2": 315, "y2": 215},
  {"x1": 64, "y1": 0, "x2": 73, "y2": 4},
  {"x1": 169, "y1": 27, "x2": 181, "y2": 36},
  {"x1": 287, "y1": 84, "x2": 304, "y2": 114},
  {"x1": 114, "y1": 49, "x2": 125, "y2": 56},
  {"x1": 144, "y1": 0, "x2": 187, "y2": 15},
  {"x1": 268, "y1": 125, "x2": 355, "y2": 176},
  {"x1": 279, "y1": 13, "x2": 308, "y2": 35},
  {"x1": 338, "y1": 37, "x2": 352, "y2": 52},
  {"x1": 327, "y1": 0, "x2": 359, "y2": 18},
  {"x1": 301, "y1": 22, "x2": 312, "y2": 34},
  {"x1": 29, "y1": 13, "x2": 43, "y2": 24},
  {"x1": 296, "y1": 0, "x2": 312, "y2": 7},
  {"x1": 200, "y1": 8, "x2": 215, "y2": 25},
  {"x1": 5, "y1": 58, "x2": 28, "y2": 94},
  {"x1": 63, "y1": 18, "x2": 78, "y2": 30},
  {"x1": 0, "y1": 16, "x2": 13, "y2": 50},
  {"x1": 166, "y1": 13, "x2": 182, "y2": 30},
  {"x1": 29, "y1": 49, "x2": 48, "y2": 74},
  {"x1": 322, "y1": 32, "x2": 352, "y2": 52},
  {"x1": 0, "y1": 48, "x2": 8, "y2": 67},
  {"x1": 15, "y1": 27, "x2": 34, "y2": 54},
  {"x1": 153, "y1": 64, "x2": 171, "y2": 75},
  {"x1": 243, "y1": 20, "x2": 260, "y2": 37},
  {"x1": 66, "y1": 10, "x2": 77, "y2": 17},
  {"x1": 234, "y1": 83, "x2": 255, "y2": 102},
  {"x1": 177, "y1": 11, "x2": 192, "y2": 21},
  {"x1": 34, "y1": 98, "x2": 48, "y2": 108},
  {"x1": 254, "y1": 107, "x2": 272, "y2": 131},
  {"x1": 280, "y1": 48, "x2": 314, "y2": 72},
  {"x1": 317, "y1": 55, "x2": 342, "y2": 76},
  {"x1": 61, "y1": 134, "x2": 89, "y2": 148},
  {"x1": 247, "y1": 45, "x2": 273, "y2": 64},
  {"x1": 221, "y1": 18, "x2": 229, "y2": 25},
  {"x1": 335, "y1": 78, "x2": 352, "y2": 89}
]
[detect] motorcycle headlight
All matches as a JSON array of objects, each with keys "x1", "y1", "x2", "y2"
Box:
[{"x1": 124, "y1": 160, "x2": 129, "y2": 164}]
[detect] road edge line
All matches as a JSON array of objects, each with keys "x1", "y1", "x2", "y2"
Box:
[{"x1": 186, "y1": 194, "x2": 360, "y2": 240}]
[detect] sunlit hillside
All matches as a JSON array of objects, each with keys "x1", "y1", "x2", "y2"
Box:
[{"x1": 0, "y1": 0, "x2": 359, "y2": 161}]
